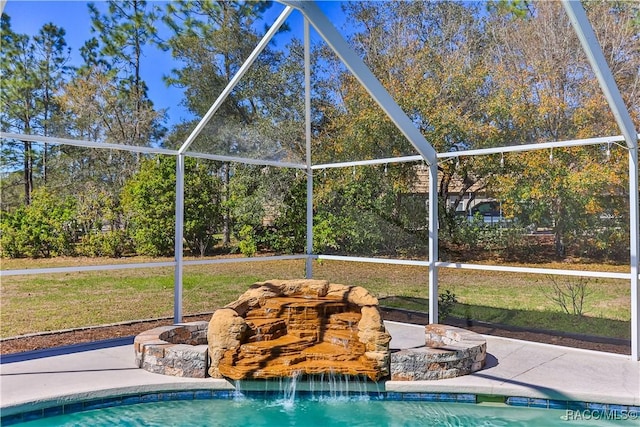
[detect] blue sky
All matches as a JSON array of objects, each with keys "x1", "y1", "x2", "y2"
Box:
[{"x1": 2, "y1": 0, "x2": 347, "y2": 128}]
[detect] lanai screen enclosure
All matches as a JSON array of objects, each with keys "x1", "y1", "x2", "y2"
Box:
[{"x1": 1, "y1": 0, "x2": 638, "y2": 360}]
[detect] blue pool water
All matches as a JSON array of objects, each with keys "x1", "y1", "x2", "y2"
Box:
[{"x1": 12, "y1": 396, "x2": 638, "y2": 427}]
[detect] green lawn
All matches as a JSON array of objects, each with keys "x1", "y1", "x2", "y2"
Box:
[{"x1": 0, "y1": 257, "x2": 631, "y2": 340}]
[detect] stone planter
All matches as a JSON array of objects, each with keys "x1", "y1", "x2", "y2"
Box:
[
  {"x1": 390, "y1": 324, "x2": 486, "y2": 380},
  {"x1": 134, "y1": 321, "x2": 209, "y2": 378}
]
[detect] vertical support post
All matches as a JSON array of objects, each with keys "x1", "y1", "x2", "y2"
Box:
[
  {"x1": 630, "y1": 147, "x2": 639, "y2": 360},
  {"x1": 428, "y1": 162, "x2": 439, "y2": 324},
  {"x1": 174, "y1": 154, "x2": 185, "y2": 323},
  {"x1": 304, "y1": 17, "x2": 313, "y2": 279}
]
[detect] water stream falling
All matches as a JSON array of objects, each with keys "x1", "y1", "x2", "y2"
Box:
[
  {"x1": 233, "y1": 380, "x2": 244, "y2": 401},
  {"x1": 234, "y1": 372, "x2": 379, "y2": 410}
]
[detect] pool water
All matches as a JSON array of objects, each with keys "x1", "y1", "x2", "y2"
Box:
[{"x1": 14, "y1": 397, "x2": 636, "y2": 427}]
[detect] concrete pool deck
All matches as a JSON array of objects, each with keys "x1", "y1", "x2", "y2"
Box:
[{"x1": 1, "y1": 321, "x2": 638, "y2": 418}]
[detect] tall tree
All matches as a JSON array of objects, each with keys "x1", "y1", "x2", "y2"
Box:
[
  {"x1": 85, "y1": 0, "x2": 165, "y2": 151},
  {"x1": 486, "y1": 1, "x2": 638, "y2": 258},
  {"x1": 1, "y1": 14, "x2": 37, "y2": 205},
  {"x1": 33, "y1": 23, "x2": 70, "y2": 184},
  {"x1": 51, "y1": 1, "x2": 166, "y2": 251},
  {"x1": 88, "y1": 0, "x2": 161, "y2": 127},
  {"x1": 0, "y1": 14, "x2": 69, "y2": 206},
  {"x1": 315, "y1": 1, "x2": 499, "y2": 242},
  {"x1": 163, "y1": 0, "x2": 276, "y2": 246}
]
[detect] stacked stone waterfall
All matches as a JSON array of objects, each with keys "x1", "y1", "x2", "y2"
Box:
[{"x1": 207, "y1": 279, "x2": 391, "y2": 381}]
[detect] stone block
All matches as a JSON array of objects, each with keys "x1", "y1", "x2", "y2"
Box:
[{"x1": 143, "y1": 342, "x2": 171, "y2": 358}]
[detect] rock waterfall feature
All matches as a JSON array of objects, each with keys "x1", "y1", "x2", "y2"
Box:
[
  {"x1": 207, "y1": 279, "x2": 391, "y2": 381},
  {"x1": 134, "y1": 279, "x2": 487, "y2": 382}
]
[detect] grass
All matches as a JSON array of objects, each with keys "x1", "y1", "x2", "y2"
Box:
[
  {"x1": 381, "y1": 296, "x2": 629, "y2": 339},
  {"x1": 0, "y1": 257, "x2": 631, "y2": 340}
]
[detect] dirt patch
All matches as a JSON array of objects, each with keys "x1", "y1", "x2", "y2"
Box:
[
  {"x1": 0, "y1": 314, "x2": 212, "y2": 355},
  {"x1": 0, "y1": 310, "x2": 630, "y2": 357}
]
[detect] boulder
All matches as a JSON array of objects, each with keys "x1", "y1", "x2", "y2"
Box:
[{"x1": 207, "y1": 308, "x2": 247, "y2": 378}]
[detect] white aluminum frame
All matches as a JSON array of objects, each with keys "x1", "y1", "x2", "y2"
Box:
[
  {"x1": 562, "y1": 1, "x2": 639, "y2": 361},
  {"x1": 0, "y1": 132, "x2": 178, "y2": 156},
  {"x1": 316, "y1": 256, "x2": 633, "y2": 281},
  {"x1": 304, "y1": 17, "x2": 314, "y2": 279},
  {"x1": 177, "y1": 6, "x2": 294, "y2": 155},
  {"x1": 1, "y1": 1, "x2": 637, "y2": 360}
]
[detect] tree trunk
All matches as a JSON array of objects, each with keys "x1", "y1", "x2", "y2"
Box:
[
  {"x1": 222, "y1": 162, "x2": 231, "y2": 247},
  {"x1": 554, "y1": 202, "x2": 566, "y2": 258},
  {"x1": 43, "y1": 143, "x2": 48, "y2": 185},
  {"x1": 23, "y1": 140, "x2": 33, "y2": 205},
  {"x1": 554, "y1": 228, "x2": 565, "y2": 259}
]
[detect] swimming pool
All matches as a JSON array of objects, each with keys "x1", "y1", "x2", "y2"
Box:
[{"x1": 5, "y1": 391, "x2": 639, "y2": 426}]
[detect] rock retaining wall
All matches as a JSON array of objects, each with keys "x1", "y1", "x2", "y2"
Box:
[
  {"x1": 134, "y1": 321, "x2": 209, "y2": 378},
  {"x1": 390, "y1": 324, "x2": 486, "y2": 380},
  {"x1": 134, "y1": 321, "x2": 486, "y2": 381}
]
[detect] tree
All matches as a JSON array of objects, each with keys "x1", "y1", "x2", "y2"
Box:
[
  {"x1": 71, "y1": 1, "x2": 166, "y2": 150},
  {"x1": 163, "y1": 0, "x2": 279, "y2": 246},
  {"x1": 121, "y1": 155, "x2": 223, "y2": 257},
  {"x1": 88, "y1": 0, "x2": 162, "y2": 132},
  {"x1": 54, "y1": 62, "x2": 165, "y2": 252},
  {"x1": 33, "y1": 23, "x2": 71, "y2": 184},
  {"x1": 1, "y1": 14, "x2": 36, "y2": 205},
  {"x1": 55, "y1": 0, "x2": 166, "y2": 246},
  {"x1": 314, "y1": 2, "x2": 501, "y2": 248},
  {"x1": 486, "y1": 1, "x2": 638, "y2": 259},
  {"x1": 0, "y1": 15, "x2": 69, "y2": 206}
]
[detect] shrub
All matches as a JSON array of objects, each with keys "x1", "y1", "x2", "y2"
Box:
[
  {"x1": 541, "y1": 275, "x2": 594, "y2": 316},
  {"x1": 238, "y1": 225, "x2": 257, "y2": 257},
  {"x1": 77, "y1": 230, "x2": 132, "y2": 257},
  {"x1": 121, "y1": 157, "x2": 175, "y2": 257},
  {"x1": 438, "y1": 289, "x2": 458, "y2": 320},
  {"x1": 0, "y1": 189, "x2": 77, "y2": 258}
]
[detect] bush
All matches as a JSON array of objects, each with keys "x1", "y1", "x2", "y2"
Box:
[
  {"x1": 312, "y1": 214, "x2": 340, "y2": 253},
  {"x1": 121, "y1": 157, "x2": 176, "y2": 257},
  {"x1": 238, "y1": 225, "x2": 257, "y2": 257},
  {"x1": 574, "y1": 227, "x2": 629, "y2": 262},
  {"x1": 77, "y1": 230, "x2": 132, "y2": 257},
  {"x1": 541, "y1": 275, "x2": 594, "y2": 316},
  {"x1": 438, "y1": 289, "x2": 458, "y2": 320},
  {"x1": 0, "y1": 189, "x2": 77, "y2": 258},
  {"x1": 0, "y1": 211, "x2": 23, "y2": 258}
]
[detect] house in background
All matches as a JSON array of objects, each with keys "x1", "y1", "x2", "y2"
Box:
[{"x1": 413, "y1": 164, "x2": 505, "y2": 225}]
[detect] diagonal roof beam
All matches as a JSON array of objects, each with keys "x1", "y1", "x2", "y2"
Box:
[
  {"x1": 279, "y1": 1, "x2": 438, "y2": 165},
  {"x1": 179, "y1": 6, "x2": 294, "y2": 154},
  {"x1": 562, "y1": 1, "x2": 638, "y2": 149}
]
